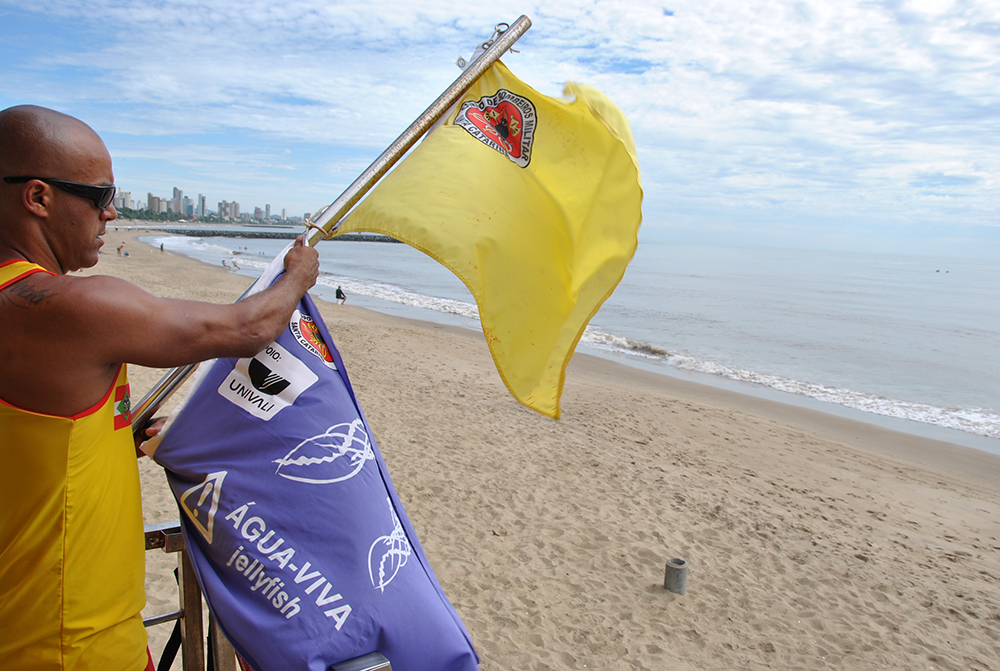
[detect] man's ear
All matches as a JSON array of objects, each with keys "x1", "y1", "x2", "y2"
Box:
[{"x1": 22, "y1": 181, "x2": 53, "y2": 218}]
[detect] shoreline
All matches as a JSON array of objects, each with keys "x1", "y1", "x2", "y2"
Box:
[
  {"x1": 569, "y1": 348, "x2": 1000, "y2": 488},
  {"x1": 589, "y1": 344, "x2": 1000, "y2": 456},
  {"x1": 92, "y1": 230, "x2": 1000, "y2": 670}
]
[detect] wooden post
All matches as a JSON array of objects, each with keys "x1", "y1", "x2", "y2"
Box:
[
  {"x1": 179, "y1": 549, "x2": 205, "y2": 671},
  {"x1": 209, "y1": 615, "x2": 238, "y2": 671}
]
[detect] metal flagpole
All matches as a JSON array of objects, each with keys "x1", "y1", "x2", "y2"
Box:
[
  {"x1": 131, "y1": 15, "x2": 533, "y2": 437},
  {"x1": 304, "y1": 15, "x2": 532, "y2": 245}
]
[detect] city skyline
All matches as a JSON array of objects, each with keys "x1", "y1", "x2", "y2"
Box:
[{"x1": 114, "y1": 185, "x2": 299, "y2": 222}]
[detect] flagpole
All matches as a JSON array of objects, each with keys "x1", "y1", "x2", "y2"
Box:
[{"x1": 131, "y1": 16, "x2": 533, "y2": 437}]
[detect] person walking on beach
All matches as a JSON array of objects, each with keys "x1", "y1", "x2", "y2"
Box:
[
  {"x1": 0, "y1": 104, "x2": 319, "y2": 671},
  {"x1": 336, "y1": 285, "x2": 347, "y2": 304}
]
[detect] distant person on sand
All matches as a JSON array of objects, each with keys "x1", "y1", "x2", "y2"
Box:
[
  {"x1": 336, "y1": 286, "x2": 347, "y2": 304},
  {"x1": 117, "y1": 243, "x2": 124, "y2": 256},
  {"x1": 159, "y1": 242, "x2": 163, "y2": 253},
  {"x1": 0, "y1": 104, "x2": 319, "y2": 671}
]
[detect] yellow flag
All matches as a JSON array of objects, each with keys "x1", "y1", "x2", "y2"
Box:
[{"x1": 338, "y1": 61, "x2": 643, "y2": 418}]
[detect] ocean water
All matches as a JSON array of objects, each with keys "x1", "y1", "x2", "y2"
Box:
[{"x1": 138, "y1": 230, "x2": 1000, "y2": 454}]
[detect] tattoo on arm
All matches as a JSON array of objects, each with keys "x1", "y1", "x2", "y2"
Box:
[{"x1": 0, "y1": 280, "x2": 59, "y2": 307}]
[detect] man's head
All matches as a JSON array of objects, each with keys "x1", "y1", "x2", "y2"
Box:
[{"x1": 0, "y1": 105, "x2": 117, "y2": 273}]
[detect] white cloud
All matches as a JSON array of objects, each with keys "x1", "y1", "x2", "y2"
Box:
[{"x1": 2, "y1": 0, "x2": 998, "y2": 254}]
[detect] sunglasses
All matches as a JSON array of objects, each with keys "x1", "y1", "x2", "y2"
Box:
[{"x1": 3, "y1": 176, "x2": 117, "y2": 211}]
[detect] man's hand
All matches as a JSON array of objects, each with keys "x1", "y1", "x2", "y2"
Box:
[
  {"x1": 134, "y1": 416, "x2": 167, "y2": 458},
  {"x1": 283, "y1": 235, "x2": 319, "y2": 291}
]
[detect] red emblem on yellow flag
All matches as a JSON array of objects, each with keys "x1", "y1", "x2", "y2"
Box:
[{"x1": 456, "y1": 89, "x2": 537, "y2": 167}]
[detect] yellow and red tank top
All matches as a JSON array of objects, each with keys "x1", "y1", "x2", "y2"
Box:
[{"x1": 0, "y1": 260, "x2": 147, "y2": 671}]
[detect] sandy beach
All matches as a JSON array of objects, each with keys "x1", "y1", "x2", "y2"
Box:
[{"x1": 89, "y1": 230, "x2": 1000, "y2": 670}]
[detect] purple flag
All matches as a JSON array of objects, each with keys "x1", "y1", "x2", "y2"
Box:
[{"x1": 151, "y1": 255, "x2": 478, "y2": 671}]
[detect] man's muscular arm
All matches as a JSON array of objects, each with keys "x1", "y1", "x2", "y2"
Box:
[
  {"x1": 77, "y1": 236, "x2": 320, "y2": 368},
  {"x1": 0, "y1": 237, "x2": 319, "y2": 416}
]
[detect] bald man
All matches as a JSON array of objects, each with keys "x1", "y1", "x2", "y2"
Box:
[{"x1": 0, "y1": 105, "x2": 319, "y2": 671}]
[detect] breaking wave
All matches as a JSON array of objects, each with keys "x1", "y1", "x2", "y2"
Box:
[
  {"x1": 580, "y1": 329, "x2": 1000, "y2": 440},
  {"x1": 153, "y1": 235, "x2": 237, "y2": 258},
  {"x1": 314, "y1": 274, "x2": 480, "y2": 321}
]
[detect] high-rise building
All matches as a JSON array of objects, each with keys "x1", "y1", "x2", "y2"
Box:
[
  {"x1": 217, "y1": 201, "x2": 241, "y2": 220},
  {"x1": 172, "y1": 187, "x2": 183, "y2": 215},
  {"x1": 253, "y1": 207, "x2": 263, "y2": 220},
  {"x1": 197, "y1": 194, "x2": 206, "y2": 217},
  {"x1": 147, "y1": 193, "x2": 168, "y2": 213},
  {"x1": 281, "y1": 208, "x2": 286, "y2": 221},
  {"x1": 113, "y1": 191, "x2": 133, "y2": 210},
  {"x1": 265, "y1": 204, "x2": 271, "y2": 220},
  {"x1": 182, "y1": 195, "x2": 193, "y2": 216}
]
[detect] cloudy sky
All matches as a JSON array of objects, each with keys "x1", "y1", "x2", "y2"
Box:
[{"x1": 2, "y1": 0, "x2": 998, "y2": 257}]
